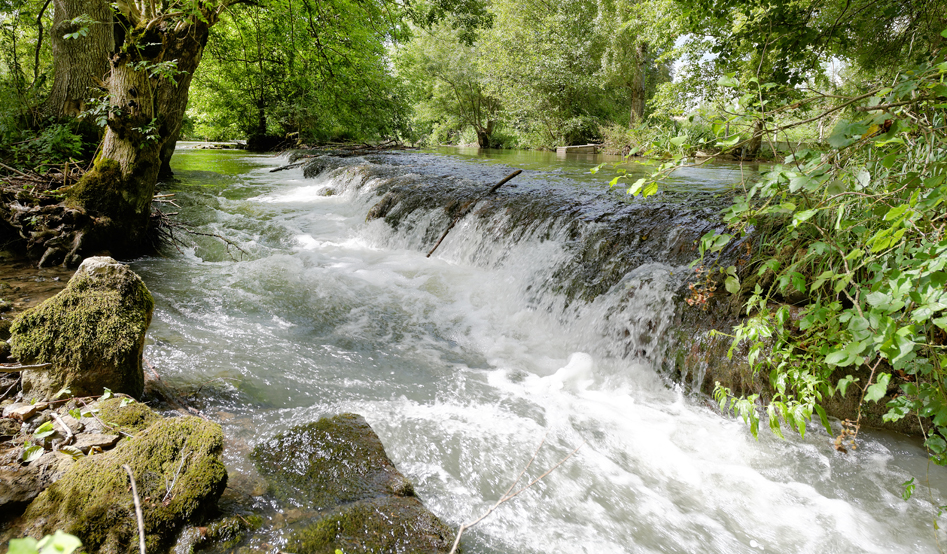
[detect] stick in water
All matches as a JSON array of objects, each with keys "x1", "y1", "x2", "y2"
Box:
[
  {"x1": 427, "y1": 170, "x2": 522, "y2": 258},
  {"x1": 123, "y1": 464, "x2": 147, "y2": 554},
  {"x1": 448, "y1": 435, "x2": 584, "y2": 554}
]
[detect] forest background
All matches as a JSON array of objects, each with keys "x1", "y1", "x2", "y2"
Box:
[{"x1": 2, "y1": 0, "x2": 947, "y2": 467}]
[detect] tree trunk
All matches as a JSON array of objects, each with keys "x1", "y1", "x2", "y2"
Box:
[
  {"x1": 742, "y1": 118, "x2": 765, "y2": 159},
  {"x1": 42, "y1": 0, "x2": 113, "y2": 117},
  {"x1": 475, "y1": 120, "x2": 495, "y2": 148},
  {"x1": 628, "y1": 42, "x2": 648, "y2": 126},
  {"x1": 65, "y1": 16, "x2": 213, "y2": 259}
]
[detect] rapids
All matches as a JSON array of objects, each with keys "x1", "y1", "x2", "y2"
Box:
[{"x1": 137, "y1": 145, "x2": 947, "y2": 553}]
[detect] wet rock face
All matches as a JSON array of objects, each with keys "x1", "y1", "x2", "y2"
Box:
[
  {"x1": 252, "y1": 413, "x2": 453, "y2": 554},
  {"x1": 10, "y1": 256, "x2": 154, "y2": 399}
]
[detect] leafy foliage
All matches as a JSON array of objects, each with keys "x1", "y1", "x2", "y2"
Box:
[{"x1": 700, "y1": 54, "x2": 947, "y2": 460}]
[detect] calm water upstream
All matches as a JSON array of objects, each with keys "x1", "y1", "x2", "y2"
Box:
[{"x1": 134, "y1": 144, "x2": 946, "y2": 553}]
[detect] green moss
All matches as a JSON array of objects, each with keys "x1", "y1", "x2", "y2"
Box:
[
  {"x1": 289, "y1": 497, "x2": 453, "y2": 554},
  {"x1": 250, "y1": 414, "x2": 413, "y2": 509},
  {"x1": 95, "y1": 397, "x2": 160, "y2": 433},
  {"x1": 203, "y1": 514, "x2": 263, "y2": 550},
  {"x1": 18, "y1": 416, "x2": 228, "y2": 554},
  {"x1": 65, "y1": 158, "x2": 123, "y2": 214},
  {"x1": 10, "y1": 262, "x2": 154, "y2": 399}
]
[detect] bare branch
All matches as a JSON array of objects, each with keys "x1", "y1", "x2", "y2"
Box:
[
  {"x1": 448, "y1": 436, "x2": 585, "y2": 554},
  {"x1": 122, "y1": 464, "x2": 147, "y2": 554}
]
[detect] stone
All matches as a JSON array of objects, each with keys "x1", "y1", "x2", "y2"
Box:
[
  {"x1": 11, "y1": 416, "x2": 228, "y2": 553},
  {"x1": 0, "y1": 451, "x2": 74, "y2": 523},
  {"x1": 10, "y1": 256, "x2": 154, "y2": 400},
  {"x1": 71, "y1": 433, "x2": 120, "y2": 454},
  {"x1": 0, "y1": 418, "x2": 20, "y2": 437},
  {"x1": 252, "y1": 413, "x2": 453, "y2": 554},
  {"x1": 3, "y1": 403, "x2": 37, "y2": 420},
  {"x1": 54, "y1": 414, "x2": 82, "y2": 435}
]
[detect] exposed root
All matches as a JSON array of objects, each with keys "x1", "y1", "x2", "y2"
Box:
[{"x1": 150, "y1": 204, "x2": 249, "y2": 262}]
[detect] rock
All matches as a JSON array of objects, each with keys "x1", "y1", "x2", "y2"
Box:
[
  {"x1": 0, "y1": 418, "x2": 20, "y2": 437},
  {"x1": 12, "y1": 416, "x2": 228, "y2": 553},
  {"x1": 0, "y1": 339, "x2": 10, "y2": 361},
  {"x1": 0, "y1": 451, "x2": 74, "y2": 523},
  {"x1": 10, "y1": 256, "x2": 154, "y2": 399},
  {"x1": 71, "y1": 433, "x2": 120, "y2": 454},
  {"x1": 53, "y1": 414, "x2": 82, "y2": 435},
  {"x1": 94, "y1": 397, "x2": 160, "y2": 433},
  {"x1": 3, "y1": 403, "x2": 38, "y2": 420},
  {"x1": 252, "y1": 413, "x2": 453, "y2": 554}
]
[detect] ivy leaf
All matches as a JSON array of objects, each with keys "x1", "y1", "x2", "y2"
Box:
[{"x1": 864, "y1": 372, "x2": 891, "y2": 403}]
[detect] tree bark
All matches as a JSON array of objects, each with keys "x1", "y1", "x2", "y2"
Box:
[
  {"x1": 628, "y1": 42, "x2": 648, "y2": 127},
  {"x1": 42, "y1": 0, "x2": 113, "y2": 117},
  {"x1": 66, "y1": 15, "x2": 214, "y2": 258},
  {"x1": 742, "y1": 118, "x2": 765, "y2": 159}
]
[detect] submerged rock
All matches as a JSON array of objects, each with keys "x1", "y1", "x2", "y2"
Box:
[
  {"x1": 252, "y1": 413, "x2": 453, "y2": 554},
  {"x1": 14, "y1": 415, "x2": 227, "y2": 553},
  {"x1": 10, "y1": 256, "x2": 154, "y2": 399}
]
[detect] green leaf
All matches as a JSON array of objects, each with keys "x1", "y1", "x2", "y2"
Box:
[
  {"x1": 33, "y1": 421, "x2": 55, "y2": 440},
  {"x1": 669, "y1": 135, "x2": 687, "y2": 147},
  {"x1": 864, "y1": 372, "x2": 891, "y2": 403},
  {"x1": 37, "y1": 531, "x2": 83, "y2": 554},
  {"x1": 101, "y1": 388, "x2": 113, "y2": 400},
  {"x1": 627, "y1": 178, "x2": 646, "y2": 195},
  {"x1": 902, "y1": 478, "x2": 916, "y2": 501},
  {"x1": 725, "y1": 275, "x2": 740, "y2": 294},
  {"x1": 836, "y1": 375, "x2": 858, "y2": 397},
  {"x1": 717, "y1": 73, "x2": 740, "y2": 88},
  {"x1": 815, "y1": 404, "x2": 832, "y2": 436},
  {"x1": 8, "y1": 537, "x2": 40, "y2": 554},
  {"x1": 791, "y1": 209, "x2": 818, "y2": 227},
  {"x1": 23, "y1": 443, "x2": 44, "y2": 463}
]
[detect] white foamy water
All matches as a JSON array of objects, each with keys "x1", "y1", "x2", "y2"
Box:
[{"x1": 137, "y1": 149, "x2": 947, "y2": 553}]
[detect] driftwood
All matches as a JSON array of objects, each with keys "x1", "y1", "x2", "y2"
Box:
[{"x1": 427, "y1": 170, "x2": 522, "y2": 258}]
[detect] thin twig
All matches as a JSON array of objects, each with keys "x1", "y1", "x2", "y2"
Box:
[
  {"x1": 0, "y1": 363, "x2": 52, "y2": 373},
  {"x1": 0, "y1": 375, "x2": 21, "y2": 402},
  {"x1": 51, "y1": 412, "x2": 74, "y2": 444},
  {"x1": 0, "y1": 162, "x2": 31, "y2": 178},
  {"x1": 163, "y1": 450, "x2": 189, "y2": 502},
  {"x1": 448, "y1": 436, "x2": 585, "y2": 554},
  {"x1": 123, "y1": 464, "x2": 147, "y2": 554}
]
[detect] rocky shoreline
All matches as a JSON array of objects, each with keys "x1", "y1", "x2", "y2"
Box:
[{"x1": 0, "y1": 257, "x2": 455, "y2": 553}]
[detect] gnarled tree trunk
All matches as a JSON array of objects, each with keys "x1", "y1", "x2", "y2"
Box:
[
  {"x1": 65, "y1": 14, "x2": 214, "y2": 259},
  {"x1": 43, "y1": 0, "x2": 113, "y2": 117}
]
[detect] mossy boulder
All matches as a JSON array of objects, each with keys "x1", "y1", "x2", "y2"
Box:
[
  {"x1": 289, "y1": 496, "x2": 454, "y2": 554},
  {"x1": 11, "y1": 256, "x2": 154, "y2": 400},
  {"x1": 252, "y1": 414, "x2": 453, "y2": 554},
  {"x1": 15, "y1": 415, "x2": 228, "y2": 553}
]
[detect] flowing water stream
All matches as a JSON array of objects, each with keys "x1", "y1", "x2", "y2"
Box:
[{"x1": 136, "y1": 145, "x2": 947, "y2": 553}]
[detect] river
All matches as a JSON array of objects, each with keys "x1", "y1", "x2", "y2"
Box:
[{"x1": 134, "y1": 144, "x2": 946, "y2": 553}]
